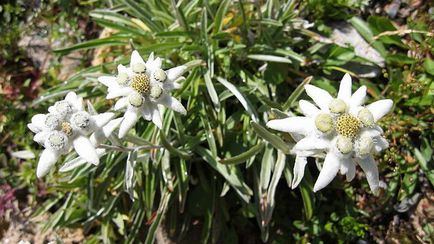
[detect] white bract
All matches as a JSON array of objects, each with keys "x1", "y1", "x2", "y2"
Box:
[
  {"x1": 98, "y1": 50, "x2": 192, "y2": 137},
  {"x1": 267, "y1": 74, "x2": 393, "y2": 194},
  {"x1": 28, "y1": 92, "x2": 116, "y2": 178}
]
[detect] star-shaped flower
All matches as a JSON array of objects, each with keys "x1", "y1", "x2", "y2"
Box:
[
  {"x1": 98, "y1": 50, "x2": 196, "y2": 137},
  {"x1": 28, "y1": 92, "x2": 115, "y2": 177},
  {"x1": 267, "y1": 74, "x2": 393, "y2": 194}
]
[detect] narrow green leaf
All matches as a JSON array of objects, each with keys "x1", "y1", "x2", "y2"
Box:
[
  {"x1": 220, "y1": 142, "x2": 265, "y2": 165},
  {"x1": 216, "y1": 77, "x2": 258, "y2": 122},
  {"x1": 266, "y1": 150, "x2": 286, "y2": 221},
  {"x1": 349, "y1": 16, "x2": 388, "y2": 58},
  {"x1": 251, "y1": 122, "x2": 292, "y2": 154},
  {"x1": 204, "y1": 70, "x2": 220, "y2": 110},
  {"x1": 144, "y1": 191, "x2": 172, "y2": 244},
  {"x1": 160, "y1": 132, "x2": 191, "y2": 159},
  {"x1": 54, "y1": 36, "x2": 127, "y2": 54},
  {"x1": 171, "y1": 0, "x2": 189, "y2": 31},
  {"x1": 247, "y1": 54, "x2": 292, "y2": 64},
  {"x1": 195, "y1": 146, "x2": 253, "y2": 203},
  {"x1": 282, "y1": 76, "x2": 312, "y2": 110},
  {"x1": 213, "y1": 0, "x2": 231, "y2": 34}
]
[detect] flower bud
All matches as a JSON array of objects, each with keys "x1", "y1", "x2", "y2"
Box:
[
  {"x1": 358, "y1": 108, "x2": 374, "y2": 127},
  {"x1": 45, "y1": 131, "x2": 68, "y2": 151},
  {"x1": 329, "y1": 99, "x2": 347, "y2": 113},
  {"x1": 116, "y1": 72, "x2": 129, "y2": 86},
  {"x1": 44, "y1": 114, "x2": 60, "y2": 130},
  {"x1": 356, "y1": 135, "x2": 374, "y2": 156},
  {"x1": 315, "y1": 113, "x2": 333, "y2": 133},
  {"x1": 153, "y1": 69, "x2": 167, "y2": 82},
  {"x1": 150, "y1": 85, "x2": 163, "y2": 99},
  {"x1": 54, "y1": 101, "x2": 73, "y2": 117},
  {"x1": 71, "y1": 111, "x2": 91, "y2": 129},
  {"x1": 128, "y1": 93, "x2": 144, "y2": 107},
  {"x1": 132, "y1": 63, "x2": 146, "y2": 73},
  {"x1": 337, "y1": 135, "x2": 353, "y2": 154}
]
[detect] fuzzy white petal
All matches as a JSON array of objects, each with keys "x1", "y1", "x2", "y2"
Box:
[
  {"x1": 60, "y1": 149, "x2": 106, "y2": 172},
  {"x1": 98, "y1": 76, "x2": 118, "y2": 89},
  {"x1": 340, "y1": 159, "x2": 355, "y2": 181},
  {"x1": 114, "y1": 98, "x2": 128, "y2": 111},
  {"x1": 147, "y1": 57, "x2": 162, "y2": 72},
  {"x1": 374, "y1": 137, "x2": 389, "y2": 153},
  {"x1": 65, "y1": 92, "x2": 84, "y2": 111},
  {"x1": 119, "y1": 108, "x2": 140, "y2": 138},
  {"x1": 30, "y1": 114, "x2": 46, "y2": 131},
  {"x1": 291, "y1": 156, "x2": 308, "y2": 189},
  {"x1": 166, "y1": 65, "x2": 187, "y2": 82},
  {"x1": 151, "y1": 105, "x2": 162, "y2": 129},
  {"x1": 73, "y1": 136, "x2": 99, "y2": 165},
  {"x1": 37, "y1": 149, "x2": 59, "y2": 178},
  {"x1": 92, "y1": 112, "x2": 115, "y2": 128},
  {"x1": 130, "y1": 50, "x2": 145, "y2": 67},
  {"x1": 349, "y1": 85, "x2": 367, "y2": 108},
  {"x1": 357, "y1": 156, "x2": 380, "y2": 194},
  {"x1": 102, "y1": 118, "x2": 123, "y2": 138},
  {"x1": 313, "y1": 152, "x2": 341, "y2": 192},
  {"x1": 299, "y1": 100, "x2": 320, "y2": 118},
  {"x1": 266, "y1": 117, "x2": 313, "y2": 135},
  {"x1": 367, "y1": 99, "x2": 393, "y2": 122},
  {"x1": 34, "y1": 132, "x2": 48, "y2": 145},
  {"x1": 163, "y1": 79, "x2": 183, "y2": 91},
  {"x1": 158, "y1": 94, "x2": 187, "y2": 115},
  {"x1": 293, "y1": 137, "x2": 330, "y2": 151},
  {"x1": 141, "y1": 103, "x2": 152, "y2": 121},
  {"x1": 117, "y1": 64, "x2": 128, "y2": 73},
  {"x1": 106, "y1": 87, "x2": 133, "y2": 99},
  {"x1": 337, "y1": 73, "x2": 352, "y2": 101},
  {"x1": 360, "y1": 127, "x2": 382, "y2": 138},
  {"x1": 28, "y1": 123, "x2": 41, "y2": 133},
  {"x1": 147, "y1": 52, "x2": 155, "y2": 62},
  {"x1": 304, "y1": 85, "x2": 333, "y2": 111}
]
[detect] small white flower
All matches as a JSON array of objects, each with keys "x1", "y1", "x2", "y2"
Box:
[
  {"x1": 267, "y1": 74, "x2": 393, "y2": 194},
  {"x1": 98, "y1": 50, "x2": 195, "y2": 137},
  {"x1": 28, "y1": 92, "x2": 116, "y2": 178}
]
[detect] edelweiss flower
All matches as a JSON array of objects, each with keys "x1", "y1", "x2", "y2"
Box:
[
  {"x1": 98, "y1": 50, "x2": 195, "y2": 137},
  {"x1": 267, "y1": 74, "x2": 393, "y2": 194},
  {"x1": 28, "y1": 92, "x2": 115, "y2": 177}
]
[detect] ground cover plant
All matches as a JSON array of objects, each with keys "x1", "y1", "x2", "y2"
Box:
[{"x1": 1, "y1": 0, "x2": 433, "y2": 243}]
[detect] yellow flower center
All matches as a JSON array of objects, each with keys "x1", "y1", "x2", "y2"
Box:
[
  {"x1": 130, "y1": 74, "x2": 150, "y2": 94},
  {"x1": 336, "y1": 114, "x2": 361, "y2": 138},
  {"x1": 61, "y1": 122, "x2": 73, "y2": 136}
]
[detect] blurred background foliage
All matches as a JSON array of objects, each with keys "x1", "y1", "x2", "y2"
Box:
[{"x1": 0, "y1": 0, "x2": 433, "y2": 243}]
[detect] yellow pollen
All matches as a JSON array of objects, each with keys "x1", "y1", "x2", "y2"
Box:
[
  {"x1": 61, "y1": 122, "x2": 73, "y2": 136},
  {"x1": 336, "y1": 114, "x2": 361, "y2": 138},
  {"x1": 130, "y1": 74, "x2": 150, "y2": 94}
]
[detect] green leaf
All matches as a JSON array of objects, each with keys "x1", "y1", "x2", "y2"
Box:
[
  {"x1": 424, "y1": 58, "x2": 434, "y2": 76},
  {"x1": 144, "y1": 191, "x2": 172, "y2": 244},
  {"x1": 54, "y1": 36, "x2": 127, "y2": 54},
  {"x1": 282, "y1": 76, "x2": 313, "y2": 110},
  {"x1": 349, "y1": 16, "x2": 387, "y2": 58},
  {"x1": 247, "y1": 54, "x2": 292, "y2": 64},
  {"x1": 213, "y1": 0, "x2": 231, "y2": 34},
  {"x1": 251, "y1": 122, "x2": 292, "y2": 154},
  {"x1": 219, "y1": 142, "x2": 265, "y2": 165},
  {"x1": 195, "y1": 146, "x2": 253, "y2": 203},
  {"x1": 204, "y1": 70, "x2": 220, "y2": 110},
  {"x1": 216, "y1": 77, "x2": 259, "y2": 122}
]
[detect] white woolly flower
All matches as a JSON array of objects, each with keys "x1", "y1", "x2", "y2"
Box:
[
  {"x1": 28, "y1": 92, "x2": 116, "y2": 178},
  {"x1": 98, "y1": 50, "x2": 194, "y2": 137},
  {"x1": 267, "y1": 74, "x2": 393, "y2": 194}
]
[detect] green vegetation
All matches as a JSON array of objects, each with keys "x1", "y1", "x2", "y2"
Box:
[{"x1": 1, "y1": 0, "x2": 433, "y2": 243}]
